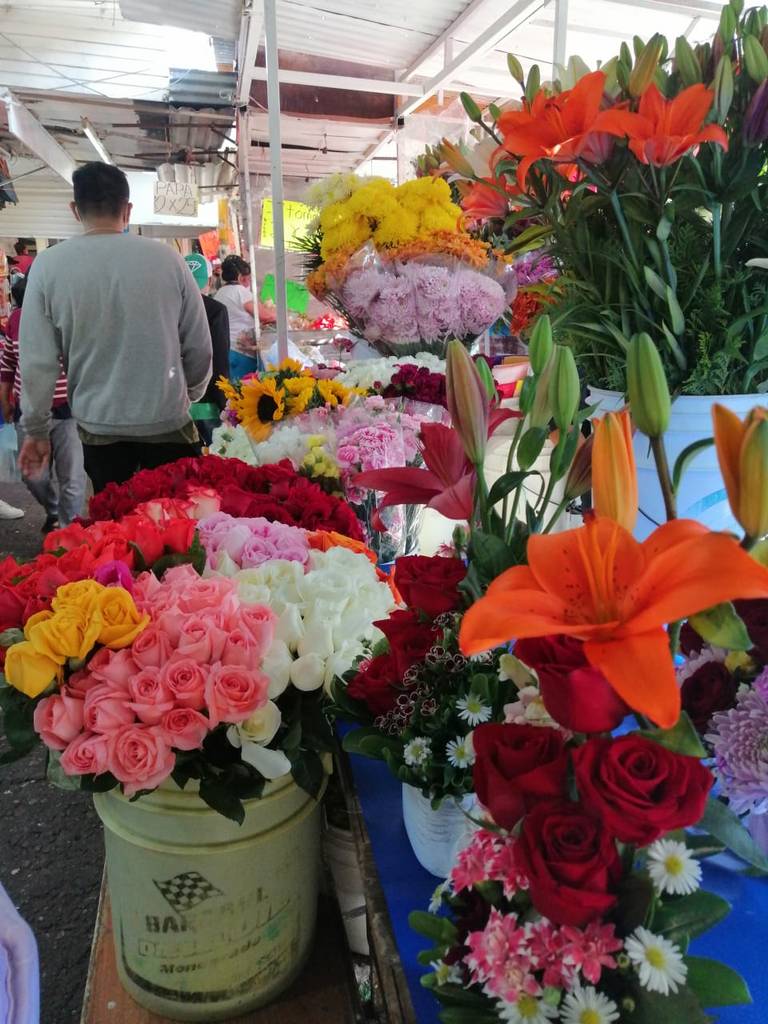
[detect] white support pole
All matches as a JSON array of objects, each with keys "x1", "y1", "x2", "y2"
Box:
[
  {"x1": 552, "y1": 0, "x2": 569, "y2": 77},
  {"x1": 263, "y1": 0, "x2": 289, "y2": 365},
  {"x1": 238, "y1": 108, "x2": 261, "y2": 342},
  {"x1": 438, "y1": 38, "x2": 453, "y2": 106}
]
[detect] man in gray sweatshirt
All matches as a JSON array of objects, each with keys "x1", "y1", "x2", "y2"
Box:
[{"x1": 18, "y1": 162, "x2": 212, "y2": 493}]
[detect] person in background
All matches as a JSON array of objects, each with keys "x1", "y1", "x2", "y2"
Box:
[
  {"x1": 183, "y1": 253, "x2": 230, "y2": 445},
  {"x1": 17, "y1": 162, "x2": 212, "y2": 494},
  {"x1": 9, "y1": 240, "x2": 34, "y2": 279},
  {"x1": 216, "y1": 255, "x2": 269, "y2": 380},
  {"x1": 0, "y1": 279, "x2": 86, "y2": 530}
]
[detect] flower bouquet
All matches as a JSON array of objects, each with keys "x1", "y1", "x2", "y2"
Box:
[
  {"x1": 335, "y1": 352, "x2": 446, "y2": 394},
  {"x1": 299, "y1": 174, "x2": 515, "y2": 356}
]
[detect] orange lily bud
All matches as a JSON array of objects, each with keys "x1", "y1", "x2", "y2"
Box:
[
  {"x1": 446, "y1": 339, "x2": 490, "y2": 465},
  {"x1": 438, "y1": 139, "x2": 476, "y2": 179},
  {"x1": 713, "y1": 404, "x2": 768, "y2": 539},
  {"x1": 564, "y1": 433, "x2": 593, "y2": 500},
  {"x1": 592, "y1": 409, "x2": 638, "y2": 531}
]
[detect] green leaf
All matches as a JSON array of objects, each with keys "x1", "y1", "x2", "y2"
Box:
[
  {"x1": 700, "y1": 796, "x2": 768, "y2": 871},
  {"x1": 644, "y1": 265, "x2": 667, "y2": 300},
  {"x1": 409, "y1": 910, "x2": 457, "y2": 944},
  {"x1": 685, "y1": 956, "x2": 752, "y2": 1007},
  {"x1": 199, "y1": 776, "x2": 245, "y2": 824},
  {"x1": 672, "y1": 438, "x2": 715, "y2": 494},
  {"x1": 625, "y1": 983, "x2": 711, "y2": 1023},
  {"x1": 342, "y1": 727, "x2": 403, "y2": 761},
  {"x1": 487, "y1": 471, "x2": 537, "y2": 508},
  {"x1": 653, "y1": 891, "x2": 731, "y2": 943},
  {"x1": 689, "y1": 602, "x2": 752, "y2": 652},
  {"x1": 637, "y1": 711, "x2": 706, "y2": 757},
  {"x1": 517, "y1": 427, "x2": 547, "y2": 471},
  {"x1": 666, "y1": 284, "x2": 685, "y2": 334},
  {"x1": 0, "y1": 628, "x2": 23, "y2": 648},
  {"x1": 614, "y1": 872, "x2": 655, "y2": 934},
  {"x1": 289, "y1": 748, "x2": 326, "y2": 800}
]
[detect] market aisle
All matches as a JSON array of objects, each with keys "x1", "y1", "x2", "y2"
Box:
[{"x1": 0, "y1": 482, "x2": 102, "y2": 1024}]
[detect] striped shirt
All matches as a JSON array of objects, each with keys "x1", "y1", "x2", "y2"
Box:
[{"x1": 0, "y1": 308, "x2": 69, "y2": 407}]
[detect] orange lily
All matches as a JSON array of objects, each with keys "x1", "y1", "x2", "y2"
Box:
[
  {"x1": 459, "y1": 516, "x2": 768, "y2": 727},
  {"x1": 461, "y1": 177, "x2": 519, "y2": 221},
  {"x1": 712, "y1": 403, "x2": 768, "y2": 539},
  {"x1": 592, "y1": 409, "x2": 638, "y2": 532},
  {"x1": 497, "y1": 70, "x2": 614, "y2": 188},
  {"x1": 595, "y1": 82, "x2": 728, "y2": 166}
]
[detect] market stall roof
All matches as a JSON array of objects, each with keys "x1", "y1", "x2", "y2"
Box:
[{"x1": 234, "y1": 0, "x2": 752, "y2": 180}]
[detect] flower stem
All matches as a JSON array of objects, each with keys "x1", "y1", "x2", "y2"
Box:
[
  {"x1": 650, "y1": 435, "x2": 677, "y2": 521},
  {"x1": 542, "y1": 497, "x2": 570, "y2": 534},
  {"x1": 610, "y1": 190, "x2": 639, "y2": 270},
  {"x1": 501, "y1": 418, "x2": 525, "y2": 528},
  {"x1": 712, "y1": 201, "x2": 722, "y2": 282},
  {"x1": 668, "y1": 619, "x2": 682, "y2": 658}
]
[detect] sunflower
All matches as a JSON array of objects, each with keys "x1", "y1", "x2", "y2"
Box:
[
  {"x1": 317, "y1": 378, "x2": 356, "y2": 408},
  {"x1": 238, "y1": 377, "x2": 286, "y2": 440},
  {"x1": 283, "y1": 375, "x2": 316, "y2": 415},
  {"x1": 268, "y1": 357, "x2": 304, "y2": 374},
  {"x1": 216, "y1": 376, "x2": 240, "y2": 404}
]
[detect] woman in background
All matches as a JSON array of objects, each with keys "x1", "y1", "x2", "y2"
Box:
[{"x1": 216, "y1": 255, "x2": 272, "y2": 380}]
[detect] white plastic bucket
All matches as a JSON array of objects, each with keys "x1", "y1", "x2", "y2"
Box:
[
  {"x1": 94, "y1": 774, "x2": 326, "y2": 1021},
  {"x1": 401, "y1": 784, "x2": 477, "y2": 878},
  {"x1": 588, "y1": 388, "x2": 765, "y2": 540}
]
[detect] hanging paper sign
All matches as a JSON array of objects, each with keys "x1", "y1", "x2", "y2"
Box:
[
  {"x1": 154, "y1": 181, "x2": 199, "y2": 216},
  {"x1": 260, "y1": 199, "x2": 316, "y2": 250}
]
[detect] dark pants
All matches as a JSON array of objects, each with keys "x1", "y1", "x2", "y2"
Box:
[{"x1": 83, "y1": 441, "x2": 202, "y2": 494}]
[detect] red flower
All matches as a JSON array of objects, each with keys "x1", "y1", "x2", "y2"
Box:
[
  {"x1": 681, "y1": 660, "x2": 738, "y2": 733},
  {"x1": 734, "y1": 598, "x2": 768, "y2": 663},
  {"x1": 347, "y1": 653, "x2": 401, "y2": 717},
  {"x1": 516, "y1": 799, "x2": 622, "y2": 927},
  {"x1": 572, "y1": 735, "x2": 713, "y2": 846},
  {"x1": 394, "y1": 555, "x2": 466, "y2": 617},
  {"x1": 461, "y1": 177, "x2": 518, "y2": 222},
  {"x1": 514, "y1": 635, "x2": 629, "y2": 732},
  {"x1": 0, "y1": 585, "x2": 25, "y2": 633},
  {"x1": 472, "y1": 723, "x2": 569, "y2": 829},
  {"x1": 376, "y1": 610, "x2": 437, "y2": 679}
]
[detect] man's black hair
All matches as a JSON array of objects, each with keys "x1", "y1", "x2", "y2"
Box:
[
  {"x1": 11, "y1": 277, "x2": 26, "y2": 308},
  {"x1": 72, "y1": 162, "x2": 130, "y2": 219},
  {"x1": 13, "y1": 239, "x2": 30, "y2": 255},
  {"x1": 221, "y1": 254, "x2": 250, "y2": 283}
]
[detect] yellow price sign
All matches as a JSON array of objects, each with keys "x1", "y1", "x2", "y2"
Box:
[{"x1": 260, "y1": 199, "x2": 316, "y2": 250}]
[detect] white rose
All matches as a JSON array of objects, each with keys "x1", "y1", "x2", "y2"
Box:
[
  {"x1": 297, "y1": 618, "x2": 335, "y2": 659},
  {"x1": 323, "y1": 644, "x2": 363, "y2": 694},
  {"x1": 274, "y1": 605, "x2": 305, "y2": 650},
  {"x1": 289, "y1": 653, "x2": 326, "y2": 691},
  {"x1": 261, "y1": 641, "x2": 294, "y2": 698},
  {"x1": 236, "y1": 581, "x2": 272, "y2": 607},
  {"x1": 212, "y1": 549, "x2": 239, "y2": 578},
  {"x1": 240, "y1": 700, "x2": 282, "y2": 745}
]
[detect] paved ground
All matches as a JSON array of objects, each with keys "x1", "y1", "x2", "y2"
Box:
[{"x1": 0, "y1": 482, "x2": 103, "y2": 1024}]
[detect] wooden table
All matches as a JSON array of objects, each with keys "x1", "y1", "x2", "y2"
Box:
[{"x1": 81, "y1": 882, "x2": 357, "y2": 1024}]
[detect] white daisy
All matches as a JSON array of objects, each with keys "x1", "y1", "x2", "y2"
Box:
[
  {"x1": 446, "y1": 733, "x2": 475, "y2": 769},
  {"x1": 430, "y1": 959, "x2": 462, "y2": 986},
  {"x1": 624, "y1": 927, "x2": 688, "y2": 995},
  {"x1": 456, "y1": 692, "x2": 492, "y2": 727},
  {"x1": 496, "y1": 994, "x2": 558, "y2": 1023},
  {"x1": 429, "y1": 880, "x2": 450, "y2": 913},
  {"x1": 559, "y1": 985, "x2": 620, "y2": 1024},
  {"x1": 646, "y1": 839, "x2": 702, "y2": 896},
  {"x1": 403, "y1": 737, "x2": 432, "y2": 768}
]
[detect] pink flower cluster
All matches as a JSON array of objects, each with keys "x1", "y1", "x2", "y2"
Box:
[
  {"x1": 451, "y1": 829, "x2": 529, "y2": 900},
  {"x1": 197, "y1": 512, "x2": 310, "y2": 571},
  {"x1": 334, "y1": 402, "x2": 422, "y2": 504},
  {"x1": 341, "y1": 262, "x2": 506, "y2": 346},
  {"x1": 33, "y1": 566, "x2": 275, "y2": 796}
]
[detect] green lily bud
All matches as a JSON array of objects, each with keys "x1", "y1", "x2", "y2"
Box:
[
  {"x1": 549, "y1": 346, "x2": 580, "y2": 431},
  {"x1": 620, "y1": 41, "x2": 633, "y2": 69},
  {"x1": 475, "y1": 355, "x2": 497, "y2": 402},
  {"x1": 675, "y1": 35, "x2": 702, "y2": 86},
  {"x1": 507, "y1": 53, "x2": 524, "y2": 85},
  {"x1": 528, "y1": 315, "x2": 553, "y2": 375},
  {"x1": 745, "y1": 35, "x2": 768, "y2": 82},
  {"x1": 713, "y1": 55, "x2": 734, "y2": 122},
  {"x1": 525, "y1": 64, "x2": 541, "y2": 105},
  {"x1": 745, "y1": 8, "x2": 762, "y2": 35},
  {"x1": 446, "y1": 339, "x2": 490, "y2": 465},
  {"x1": 460, "y1": 92, "x2": 483, "y2": 124},
  {"x1": 730, "y1": 0, "x2": 744, "y2": 16},
  {"x1": 627, "y1": 333, "x2": 671, "y2": 438},
  {"x1": 719, "y1": 4, "x2": 737, "y2": 44},
  {"x1": 530, "y1": 352, "x2": 555, "y2": 429},
  {"x1": 629, "y1": 33, "x2": 665, "y2": 97}
]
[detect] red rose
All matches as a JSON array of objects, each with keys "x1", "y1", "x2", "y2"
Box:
[
  {"x1": 681, "y1": 660, "x2": 738, "y2": 733},
  {"x1": 516, "y1": 799, "x2": 622, "y2": 927},
  {"x1": 55, "y1": 545, "x2": 98, "y2": 581},
  {"x1": 394, "y1": 555, "x2": 466, "y2": 617},
  {"x1": 43, "y1": 522, "x2": 91, "y2": 553},
  {"x1": 347, "y1": 653, "x2": 401, "y2": 717},
  {"x1": 734, "y1": 599, "x2": 768, "y2": 663},
  {"x1": 0, "y1": 585, "x2": 25, "y2": 633},
  {"x1": 472, "y1": 723, "x2": 569, "y2": 829},
  {"x1": 376, "y1": 610, "x2": 436, "y2": 678},
  {"x1": 572, "y1": 735, "x2": 713, "y2": 846},
  {"x1": 515, "y1": 635, "x2": 629, "y2": 733}
]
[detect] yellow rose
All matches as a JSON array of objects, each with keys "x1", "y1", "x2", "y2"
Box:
[
  {"x1": 96, "y1": 588, "x2": 149, "y2": 648},
  {"x1": 23, "y1": 610, "x2": 53, "y2": 638},
  {"x1": 27, "y1": 607, "x2": 102, "y2": 663},
  {"x1": 4, "y1": 641, "x2": 60, "y2": 698},
  {"x1": 51, "y1": 579, "x2": 105, "y2": 618}
]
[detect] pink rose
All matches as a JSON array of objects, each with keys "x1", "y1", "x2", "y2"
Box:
[
  {"x1": 83, "y1": 684, "x2": 136, "y2": 733},
  {"x1": 108, "y1": 725, "x2": 175, "y2": 796},
  {"x1": 204, "y1": 664, "x2": 268, "y2": 727},
  {"x1": 131, "y1": 625, "x2": 174, "y2": 669},
  {"x1": 221, "y1": 628, "x2": 258, "y2": 667},
  {"x1": 160, "y1": 564, "x2": 201, "y2": 588},
  {"x1": 60, "y1": 732, "x2": 110, "y2": 777},
  {"x1": 239, "y1": 605, "x2": 276, "y2": 653},
  {"x1": 127, "y1": 669, "x2": 174, "y2": 725},
  {"x1": 33, "y1": 690, "x2": 84, "y2": 751},
  {"x1": 87, "y1": 648, "x2": 136, "y2": 689},
  {"x1": 159, "y1": 708, "x2": 209, "y2": 751},
  {"x1": 186, "y1": 487, "x2": 221, "y2": 520},
  {"x1": 68, "y1": 669, "x2": 98, "y2": 699},
  {"x1": 161, "y1": 658, "x2": 207, "y2": 710},
  {"x1": 177, "y1": 616, "x2": 228, "y2": 663},
  {"x1": 238, "y1": 535, "x2": 278, "y2": 567},
  {"x1": 176, "y1": 576, "x2": 236, "y2": 614}
]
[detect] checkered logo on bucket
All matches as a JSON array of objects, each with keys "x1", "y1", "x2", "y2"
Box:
[{"x1": 153, "y1": 872, "x2": 223, "y2": 914}]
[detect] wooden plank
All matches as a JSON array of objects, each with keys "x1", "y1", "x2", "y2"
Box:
[
  {"x1": 336, "y1": 749, "x2": 417, "y2": 1024},
  {"x1": 81, "y1": 880, "x2": 357, "y2": 1024}
]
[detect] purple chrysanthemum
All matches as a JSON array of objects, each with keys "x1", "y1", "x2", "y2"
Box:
[{"x1": 707, "y1": 684, "x2": 768, "y2": 814}]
